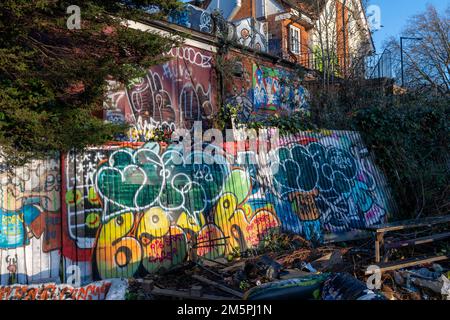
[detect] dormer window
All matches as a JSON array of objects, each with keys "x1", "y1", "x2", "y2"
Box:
[{"x1": 289, "y1": 25, "x2": 301, "y2": 55}]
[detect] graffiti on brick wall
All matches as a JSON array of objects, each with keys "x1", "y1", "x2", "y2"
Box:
[
  {"x1": 230, "y1": 18, "x2": 268, "y2": 53},
  {"x1": 0, "y1": 159, "x2": 61, "y2": 285},
  {"x1": 252, "y1": 64, "x2": 310, "y2": 113},
  {"x1": 0, "y1": 131, "x2": 391, "y2": 283},
  {"x1": 104, "y1": 46, "x2": 216, "y2": 142},
  {"x1": 168, "y1": 4, "x2": 213, "y2": 34}
]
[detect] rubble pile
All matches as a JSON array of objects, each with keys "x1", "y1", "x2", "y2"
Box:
[{"x1": 123, "y1": 233, "x2": 450, "y2": 301}]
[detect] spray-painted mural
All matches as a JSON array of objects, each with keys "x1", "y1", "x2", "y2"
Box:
[
  {"x1": 226, "y1": 62, "x2": 310, "y2": 123},
  {"x1": 0, "y1": 159, "x2": 61, "y2": 285},
  {"x1": 168, "y1": 4, "x2": 213, "y2": 34},
  {"x1": 231, "y1": 18, "x2": 269, "y2": 53},
  {"x1": 104, "y1": 46, "x2": 217, "y2": 141},
  {"x1": 252, "y1": 64, "x2": 310, "y2": 113},
  {"x1": 0, "y1": 130, "x2": 391, "y2": 284}
]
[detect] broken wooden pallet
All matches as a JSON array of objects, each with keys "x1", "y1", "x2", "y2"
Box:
[
  {"x1": 365, "y1": 254, "x2": 450, "y2": 275},
  {"x1": 191, "y1": 275, "x2": 244, "y2": 299}
]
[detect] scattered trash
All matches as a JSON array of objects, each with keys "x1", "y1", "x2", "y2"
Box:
[
  {"x1": 440, "y1": 275, "x2": 450, "y2": 300},
  {"x1": 301, "y1": 262, "x2": 318, "y2": 273},
  {"x1": 256, "y1": 255, "x2": 283, "y2": 280},
  {"x1": 311, "y1": 250, "x2": 344, "y2": 272},
  {"x1": 106, "y1": 279, "x2": 129, "y2": 300},
  {"x1": 244, "y1": 274, "x2": 330, "y2": 300},
  {"x1": 95, "y1": 233, "x2": 450, "y2": 301},
  {"x1": 322, "y1": 273, "x2": 387, "y2": 300},
  {"x1": 192, "y1": 275, "x2": 244, "y2": 299}
]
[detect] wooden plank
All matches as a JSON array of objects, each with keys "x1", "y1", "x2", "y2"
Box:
[
  {"x1": 365, "y1": 255, "x2": 450, "y2": 275},
  {"x1": 364, "y1": 215, "x2": 450, "y2": 233},
  {"x1": 151, "y1": 287, "x2": 238, "y2": 300},
  {"x1": 375, "y1": 232, "x2": 384, "y2": 263},
  {"x1": 192, "y1": 275, "x2": 244, "y2": 299},
  {"x1": 385, "y1": 232, "x2": 450, "y2": 250}
]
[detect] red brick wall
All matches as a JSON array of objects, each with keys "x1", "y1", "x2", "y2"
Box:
[
  {"x1": 336, "y1": 0, "x2": 350, "y2": 74},
  {"x1": 233, "y1": 0, "x2": 256, "y2": 21},
  {"x1": 282, "y1": 20, "x2": 310, "y2": 67}
]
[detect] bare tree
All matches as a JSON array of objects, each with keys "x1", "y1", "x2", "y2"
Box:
[
  {"x1": 308, "y1": 0, "x2": 374, "y2": 87},
  {"x1": 384, "y1": 5, "x2": 450, "y2": 95}
]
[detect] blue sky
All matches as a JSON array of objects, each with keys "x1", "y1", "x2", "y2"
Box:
[{"x1": 369, "y1": 0, "x2": 449, "y2": 52}]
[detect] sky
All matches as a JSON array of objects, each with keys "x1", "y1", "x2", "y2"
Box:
[{"x1": 368, "y1": 0, "x2": 449, "y2": 53}]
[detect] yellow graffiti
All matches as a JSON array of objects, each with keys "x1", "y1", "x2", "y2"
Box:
[
  {"x1": 176, "y1": 211, "x2": 205, "y2": 234},
  {"x1": 95, "y1": 213, "x2": 142, "y2": 279},
  {"x1": 137, "y1": 207, "x2": 171, "y2": 238}
]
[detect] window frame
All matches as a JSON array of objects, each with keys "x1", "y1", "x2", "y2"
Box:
[{"x1": 289, "y1": 25, "x2": 301, "y2": 55}]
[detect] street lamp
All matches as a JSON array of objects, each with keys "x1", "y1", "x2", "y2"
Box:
[{"x1": 400, "y1": 36, "x2": 423, "y2": 87}]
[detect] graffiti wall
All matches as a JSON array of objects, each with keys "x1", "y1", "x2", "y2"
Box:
[
  {"x1": 58, "y1": 130, "x2": 390, "y2": 282},
  {"x1": 225, "y1": 59, "x2": 311, "y2": 122},
  {"x1": 252, "y1": 64, "x2": 310, "y2": 113},
  {"x1": 0, "y1": 130, "x2": 392, "y2": 284},
  {"x1": 0, "y1": 159, "x2": 61, "y2": 285},
  {"x1": 104, "y1": 45, "x2": 217, "y2": 142},
  {"x1": 168, "y1": 4, "x2": 213, "y2": 34}
]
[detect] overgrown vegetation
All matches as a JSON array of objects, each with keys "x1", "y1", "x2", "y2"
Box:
[{"x1": 0, "y1": 0, "x2": 182, "y2": 166}]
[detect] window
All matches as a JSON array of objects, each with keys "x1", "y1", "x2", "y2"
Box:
[{"x1": 289, "y1": 25, "x2": 301, "y2": 55}]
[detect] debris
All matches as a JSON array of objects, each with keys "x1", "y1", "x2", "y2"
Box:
[
  {"x1": 381, "y1": 285, "x2": 397, "y2": 300},
  {"x1": 221, "y1": 261, "x2": 245, "y2": 274},
  {"x1": 279, "y1": 269, "x2": 312, "y2": 280},
  {"x1": 406, "y1": 268, "x2": 442, "y2": 280},
  {"x1": 191, "y1": 275, "x2": 244, "y2": 299},
  {"x1": 393, "y1": 271, "x2": 405, "y2": 286},
  {"x1": 322, "y1": 273, "x2": 387, "y2": 300},
  {"x1": 151, "y1": 287, "x2": 237, "y2": 300},
  {"x1": 409, "y1": 277, "x2": 442, "y2": 294},
  {"x1": 106, "y1": 279, "x2": 129, "y2": 300},
  {"x1": 441, "y1": 275, "x2": 450, "y2": 300},
  {"x1": 256, "y1": 255, "x2": 283, "y2": 280},
  {"x1": 301, "y1": 262, "x2": 318, "y2": 273},
  {"x1": 244, "y1": 274, "x2": 330, "y2": 300},
  {"x1": 141, "y1": 279, "x2": 154, "y2": 292},
  {"x1": 310, "y1": 249, "x2": 344, "y2": 272},
  {"x1": 190, "y1": 285, "x2": 203, "y2": 298}
]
